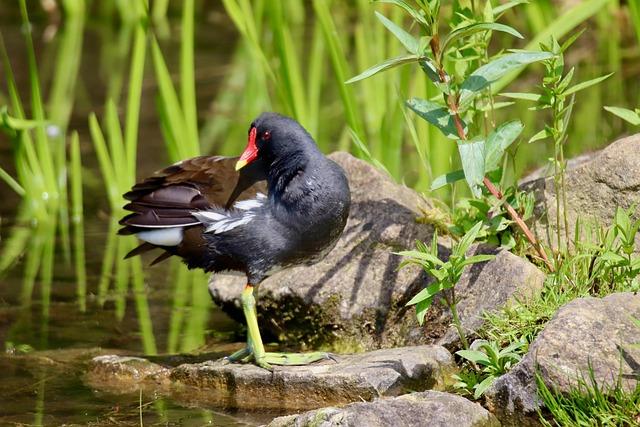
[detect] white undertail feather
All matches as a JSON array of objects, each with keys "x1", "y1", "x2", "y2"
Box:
[{"x1": 136, "y1": 228, "x2": 184, "y2": 246}]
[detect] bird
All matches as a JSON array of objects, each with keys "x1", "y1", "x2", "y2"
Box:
[{"x1": 118, "y1": 112, "x2": 351, "y2": 369}]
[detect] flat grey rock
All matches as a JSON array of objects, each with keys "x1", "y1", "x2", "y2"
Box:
[
  {"x1": 485, "y1": 292, "x2": 640, "y2": 426},
  {"x1": 521, "y1": 133, "x2": 640, "y2": 250},
  {"x1": 209, "y1": 152, "x2": 545, "y2": 351},
  {"x1": 265, "y1": 391, "x2": 499, "y2": 427},
  {"x1": 86, "y1": 345, "x2": 455, "y2": 411}
]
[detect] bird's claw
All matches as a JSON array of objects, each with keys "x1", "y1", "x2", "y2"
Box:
[{"x1": 223, "y1": 349, "x2": 331, "y2": 370}]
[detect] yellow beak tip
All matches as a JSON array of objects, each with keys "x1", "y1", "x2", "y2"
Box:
[{"x1": 235, "y1": 160, "x2": 247, "y2": 171}]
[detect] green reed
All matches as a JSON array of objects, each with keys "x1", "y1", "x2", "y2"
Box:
[
  {"x1": 0, "y1": 1, "x2": 88, "y2": 323},
  {"x1": 152, "y1": 0, "x2": 216, "y2": 352},
  {"x1": 90, "y1": 0, "x2": 214, "y2": 354},
  {"x1": 88, "y1": 5, "x2": 160, "y2": 355}
]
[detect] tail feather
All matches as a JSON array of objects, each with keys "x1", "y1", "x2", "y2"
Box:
[
  {"x1": 124, "y1": 242, "x2": 156, "y2": 259},
  {"x1": 150, "y1": 251, "x2": 173, "y2": 266}
]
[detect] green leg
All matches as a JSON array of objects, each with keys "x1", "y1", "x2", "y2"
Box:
[
  {"x1": 240, "y1": 284, "x2": 269, "y2": 369},
  {"x1": 236, "y1": 284, "x2": 333, "y2": 370}
]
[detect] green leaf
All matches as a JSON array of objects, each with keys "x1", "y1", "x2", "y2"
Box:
[
  {"x1": 484, "y1": 120, "x2": 524, "y2": 171},
  {"x1": 459, "y1": 254, "x2": 496, "y2": 268},
  {"x1": 416, "y1": 297, "x2": 432, "y2": 325},
  {"x1": 457, "y1": 139, "x2": 486, "y2": 197},
  {"x1": 397, "y1": 250, "x2": 445, "y2": 266},
  {"x1": 492, "y1": 0, "x2": 529, "y2": 16},
  {"x1": 407, "y1": 282, "x2": 442, "y2": 306},
  {"x1": 442, "y1": 23, "x2": 523, "y2": 56},
  {"x1": 604, "y1": 106, "x2": 640, "y2": 126},
  {"x1": 557, "y1": 67, "x2": 576, "y2": 93},
  {"x1": 474, "y1": 375, "x2": 497, "y2": 399},
  {"x1": 374, "y1": 0, "x2": 430, "y2": 28},
  {"x1": 598, "y1": 251, "x2": 627, "y2": 264},
  {"x1": 562, "y1": 72, "x2": 613, "y2": 96},
  {"x1": 456, "y1": 349, "x2": 491, "y2": 365},
  {"x1": 454, "y1": 221, "x2": 485, "y2": 257},
  {"x1": 528, "y1": 129, "x2": 550, "y2": 143},
  {"x1": 348, "y1": 128, "x2": 391, "y2": 175},
  {"x1": 561, "y1": 28, "x2": 586, "y2": 52},
  {"x1": 492, "y1": 0, "x2": 611, "y2": 93},
  {"x1": 0, "y1": 108, "x2": 47, "y2": 131},
  {"x1": 407, "y1": 98, "x2": 466, "y2": 139},
  {"x1": 431, "y1": 169, "x2": 465, "y2": 191},
  {"x1": 375, "y1": 11, "x2": 420, "y2": 53},
  {"x1": 346, "y1": 54, "x2": 423, "y2": 84},
  {"x1": 152, "y1": 37, "x2": 190, "y2": 160},
  {"x1": 419, "y1": 59, "x2": 442, "y2": 84},
  {"x1": 500, "y1": 92, "x2": 542, "y2": 101},
  {"x1": 459, "y1": 51, "x2": 554, "y2": 110}
]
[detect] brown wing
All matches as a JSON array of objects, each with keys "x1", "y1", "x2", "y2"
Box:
[{"x1": 118, "y1": 155, "x2": 267, "y2": 262}]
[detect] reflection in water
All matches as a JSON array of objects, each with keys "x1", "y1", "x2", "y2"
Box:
[
  {"x1": 0, "y1": 4, "x2": 243, "y2": 418},
  {"x1": 1, "y1": 204, "x2": 243, "y2": 425}
]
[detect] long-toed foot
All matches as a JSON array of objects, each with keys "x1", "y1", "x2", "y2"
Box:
[
  {"x1": 237, "y1": 284, "x2": 334, "y2": 370},
  {"x1": 224, "y1": 347, "x2": 332, "y2": 369}
]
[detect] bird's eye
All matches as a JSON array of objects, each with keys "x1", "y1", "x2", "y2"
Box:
[{"x1": 263, "y1": 130, "x2": 271, "y2": 141}]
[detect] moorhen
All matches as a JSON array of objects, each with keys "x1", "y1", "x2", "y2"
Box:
[{"x1": 119, "y1": 112, "x2": 351, "y2": 369}]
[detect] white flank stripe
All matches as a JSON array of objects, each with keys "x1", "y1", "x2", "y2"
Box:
[
  {"x1": 193, "y1": 211, "x2": 226, "y2": 222},
  {"x1": 234, "y1": 193, "x2": 267, "y2": 210},
  {"x1": 192, "y1": 193, "x2": 266, "y2": 235},
  {"x1": 137, "y1": 228, "x2": 184, "y2": 246}
]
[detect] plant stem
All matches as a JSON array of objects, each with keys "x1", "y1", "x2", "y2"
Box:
[
  {"x1": 450, "y1": 97, "x2": 554, "y2": 271},
  {"x1": 444, "y1": 289, "x2": 469, "y2": 350}
]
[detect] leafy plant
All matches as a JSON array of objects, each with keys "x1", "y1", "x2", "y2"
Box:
[
  {"x1": 348, "y1": 0, "x2": 554, "y2": 270},
  {"x1": 398, "y1": 221, "x2": 495, "y2": 349},
  {"x1": 580, "y1": 207, "x2": 640, "y2": 294},
  {"x1": 454, "y1": 338, "x2": 526, "y2": 399},
  {"x1": 451, "y1": 185, "x2": 535, "y2": 250},
  {"x1": 503, "y1": 34, "x2": 611, "y2": 252}
]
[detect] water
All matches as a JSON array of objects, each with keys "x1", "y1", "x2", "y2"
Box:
[{"x1": 0, "y1": 4, "x2": 277, "y2": 426}]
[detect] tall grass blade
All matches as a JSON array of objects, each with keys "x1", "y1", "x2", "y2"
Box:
[
  {"x1": 70, "y1": 132, "x2": 86, "y2": 312},
  {"x1": 312, "y1": 0, "x2": 365, "y2": 143},
  {"x1": 124, "y1": 22, "x2": 147, "y2": 182},
  {"x1": 180, "y1": 0, "x2": 199, "y2": 150}
]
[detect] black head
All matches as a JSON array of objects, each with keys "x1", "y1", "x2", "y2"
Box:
[{"x1": 235, "y1": 112, "x2": 318, "y2": 171}]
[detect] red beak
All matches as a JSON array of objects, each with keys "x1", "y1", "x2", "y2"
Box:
[{"x1": 235, "y1": 127, "x2": 258, "y2": 170}]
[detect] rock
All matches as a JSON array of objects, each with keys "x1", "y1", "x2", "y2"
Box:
[
  {"x1": 265, "y1": 391, "x2": 499, "y2": 427},
  {"x1": 209, "y1": 152, "x2": 545, "y2": 351},
  {"x1": 87, "y1": 355, "x2": 171, "y2": 393},
  {"x1": 485, "y1": 292, "x2": 640, "y2": 426},
  {"x1": 521, "y1": 134, "x2": 640, "y2": 249},
  {"x1": 86, "y1": 345, "x2": 456, "y2": 411}
]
